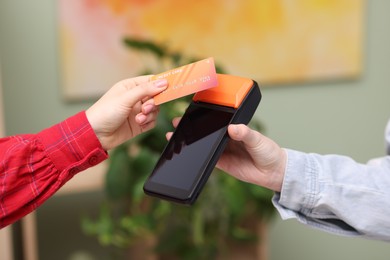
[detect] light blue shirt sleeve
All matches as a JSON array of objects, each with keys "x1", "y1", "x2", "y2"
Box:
[
  {"x1": 272, "y1": 119, "x2": 390, "y2": 241},
  {"x1": 386, "y1": 119, "x2": 390, "y2": 155}
]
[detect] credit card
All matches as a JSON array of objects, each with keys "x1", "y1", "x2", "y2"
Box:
[{"x1": 152, "y1": 57, "x2": 218, "y2": 105}]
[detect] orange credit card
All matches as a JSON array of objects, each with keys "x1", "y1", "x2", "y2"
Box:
[{"x1": 152, "y1": 57, "x2": 218, "y2": 105}]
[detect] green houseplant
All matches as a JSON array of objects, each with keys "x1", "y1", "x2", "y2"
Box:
[{"x1": 82, "y1": 38, "x2": 275, "y2": 259}]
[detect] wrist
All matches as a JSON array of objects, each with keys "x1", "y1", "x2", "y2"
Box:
[
  {"x1": 85, "y1": 108, "x2": 106, "y2": 150},
  {"x1": 273, "y1": 148, "x2": 287, "y2": 192}
]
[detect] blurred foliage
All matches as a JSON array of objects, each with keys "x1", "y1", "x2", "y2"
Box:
[{"x1": 82, "y1": 38, "x2": 275, "y2": 259}]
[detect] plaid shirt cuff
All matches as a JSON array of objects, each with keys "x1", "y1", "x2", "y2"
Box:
[{"x1": 37, "y1": 111, "x2": 108, "y2": 178}]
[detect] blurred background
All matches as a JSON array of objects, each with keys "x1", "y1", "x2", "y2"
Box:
[{"x1": 1, "y1": 0, "x2": 390, "y2": 259}]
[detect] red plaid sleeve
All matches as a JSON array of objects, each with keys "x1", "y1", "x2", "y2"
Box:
[{"x1": 0, "y1": 111, "x2": 108, "y2": 228}]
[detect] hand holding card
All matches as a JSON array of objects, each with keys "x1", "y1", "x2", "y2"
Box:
[{"x1": 152, "y1": 57, "x2": 218, "y2": 105}]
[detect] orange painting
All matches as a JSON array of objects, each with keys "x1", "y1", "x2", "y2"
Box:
[{"x1": 59, "y1": 0, "x2": 365, "y2": 100}]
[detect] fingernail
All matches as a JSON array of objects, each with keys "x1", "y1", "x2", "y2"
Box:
[
  {"x1": 154, "y1": 79, "x2": 168, "y2": 88},
  {"x1": 143, "y1": 104, "x2": 154, "y2": 114},
  {"x1": 230, "y1": 125, "x2": 239, "y2": 135},
  {"x1": 136, "y1": 114, "x2": 147, "y2": 124}
]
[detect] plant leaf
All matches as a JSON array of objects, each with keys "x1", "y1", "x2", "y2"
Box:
[
  {"x1": 105, "y1": 147, "x2": 132, "y2": 200},
  {"x1": 123, "y1": 38, "x2": 166, "y2": 57}
]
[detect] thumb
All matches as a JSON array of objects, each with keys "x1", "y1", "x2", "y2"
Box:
[
  {"x1": 121, "y1": 78, "x2": 168, "y2": 107},
  {"x1": 228, "y1": 124, "x2": 266, "y2": 149}
]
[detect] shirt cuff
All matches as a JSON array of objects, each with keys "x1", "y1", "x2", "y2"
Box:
[
  {"x1": 274, "y1": 149, "x2": 318, "y2": 214},
  {"x1": 386, "y1": 119, "x2": 390, "y2": 155},
  {"x1": 37, "y1": 111, "x2": 108, "y2": 175}
]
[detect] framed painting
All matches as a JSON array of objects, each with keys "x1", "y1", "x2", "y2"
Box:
[{"x1": 58, "y1": 0, "x2": 365, "y2": 100}]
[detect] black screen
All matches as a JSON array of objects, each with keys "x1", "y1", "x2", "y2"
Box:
[{"x1": 149, "y1": 104, "x2": 234, "y2": 191}]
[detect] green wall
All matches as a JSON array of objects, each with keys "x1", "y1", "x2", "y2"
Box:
[{"x1": 1, "y1": 0, "x2": 390, "y2": 259}]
